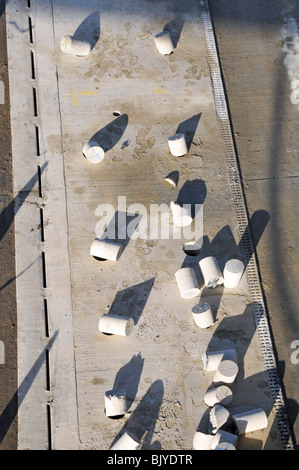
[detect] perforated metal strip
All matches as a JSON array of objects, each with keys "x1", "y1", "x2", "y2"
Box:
[{"x1": 199, "y1": 0, "x2": 293, "y2": 450}]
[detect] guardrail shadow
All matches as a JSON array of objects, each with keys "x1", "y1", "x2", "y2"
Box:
[
  {"x1": 0, "y1": 257, "x2": 39, "y2": 293},
  {"x1": 0, "y1": 162, "x2": 48, "y2": 244},
  {"x1": 0, "y1": 330, "x2": 58, "y2": 445}
]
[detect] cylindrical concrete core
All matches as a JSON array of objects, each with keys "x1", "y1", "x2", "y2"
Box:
[
  {"x1": 110, "y1": 431, "x2": 140, "y2": 450},
  {"x1": 175, "y1": 267, "x2": 200, "y2": 299},
  {"x1": 209, "y1": 405, "x2": 230, "y2": 435},
  {"x1": 215, "y1": 442, "x2": 236, "y2": 450},
  {"x1": 90, "y1": 238, "x2": 123, "y2": 261},
  {"x1": 193, "y1": 431, "x2": 213, "y2": 450},
  {"x1": 213, "y1": 360, "x2": 239, "y2": 384},
  {"x1": 170, "y1": 201, "x2": 193, "y2": 227},
  {"x1": 183, "y1": 240, "x2": 202, "y2": 256},
  {"x1": 232, "y1": 408, "x2": 268, "y2": 434},
  {"x1": 199, "y1": 256, "x2": 224, "y2": 288},
  {"x1": 204, "y1": 385, "x2": 233, "y2": 407},
  {"x1": 98, "y1": 314, "x2": 134, "y2": 336},
  {"x1": 211, "y1": 430, "x2": 238, "y2": 450},
  {"x1": 192, "y1": 302, "x2": 215, "y2": 328},
  {"x1": 168, "y1": 133, "x2": 188, "y2": 156},
  {"x1": 105, "y1": 389, "x2": 127, "y2": 417},
  {"x1": 60, "y1": 35, "x2": 91, "y2": 56},
  {"x1": 223, "y1": 259, "x2": 244, "y2": 288},
  {"x1": 164, "y1": 172, "x2": 179, "y2": 188},
  {"x1": 202, "y1": 349, "x2": 238, "y2": 371},
  {"x1": 83, "y1": 141, "x2": 105, "y2": 164},
  {"x1": 154, "y1": 30, "x2": 174, "y2": 55}
]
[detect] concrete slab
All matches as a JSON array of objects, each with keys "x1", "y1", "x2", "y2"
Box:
[{"x1": 6, "y1": 0, "x2": 291, "y2": 450}]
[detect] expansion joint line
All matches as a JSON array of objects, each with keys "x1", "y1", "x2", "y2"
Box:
[
  {"x1": 200, "y1": 0, "x2": 293, "y2": 450},
  {"x1": 27, "y1": 0, "x2": 52, "y2": 450}
]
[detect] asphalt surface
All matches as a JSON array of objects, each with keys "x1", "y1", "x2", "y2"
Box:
[
  {"x1": 209, "y1": 0, "x2": 299, "y2": 449},
  {"x1": 0, "y1": 0, "x2": 298, "y2": 450}
]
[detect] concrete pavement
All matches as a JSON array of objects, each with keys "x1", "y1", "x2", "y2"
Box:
[{"x1": 0, "y1": 0, "x2": 297, "y2": 450}]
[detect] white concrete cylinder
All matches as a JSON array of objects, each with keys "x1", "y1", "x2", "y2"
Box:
[
  {"x1": 90, "y1": 238, "x2": 123, "y2": 261},
  {"x1": 199, "y1": 256, "x2": 224, "y2": 288},
  {"x1": 213, "y1": 360, "x2": 239, "y2": 384},
  {"x1": 60, "y1": 35, "x2": 91, "y2": 56},
  {"x1": 193, "y1": 431, "x2": 213, "y2": 450},
  {"x1": 168, "y1": 133, "x2": 188, "y2": 156},
  {"x1": 154, "y1": 31, "x2": 174, "y2": 55},
  {"x1": 214, "y1": 442, "x2": 236, "y2": 450},
  {"x1": 211, "y1": 430, "x2": 238, "y2": 450},
  {"x1": 192, "y1": 302, "x2": 215, "y2": 328},
  {"x1": 223, "y1": 259, "x2": 245, "y2": 288},
  {"x1": 110, "y1": 431, "x2": 140, "y2": 450},
  {"x1": 202, "y1": 349, "x2": 238, "y2": 372},
  {"x1": 105, "y1": 389, "x2": 127, "y2": 417},
  {"x1": 164, "y1": 174, "x2": 178, "y2": 188},
  {"x1": 164, "y1": 177, "x2": 177, "y2": 187},
  {"x1": 232, "y1": 408, "x2": 268, "y2": 434},
  {"x1": 98, "y1": 314, "x2": 134, "y2": 336},
  {"x1": 184, "y1": 240, "x2": 202, "y2": 256},
  {"x1": 83, "y1": 141, "x2": 105, "y2": 164},
  {"x1": 175, "y1": 267, "x2": 200, "y2": 299},
  {"x1": 209, "y1": 405, "x2": 230, "y2": 435},
  {"x1": 170, "y1": 201, "x2": 193, "y2": 227},
  {"x1": 204, "y1": 385, "x2": 233, "y2": 407}
]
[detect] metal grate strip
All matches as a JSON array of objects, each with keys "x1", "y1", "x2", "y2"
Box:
[{"x1": 199, "y1": 0, "x2": 293, "y2": 450}]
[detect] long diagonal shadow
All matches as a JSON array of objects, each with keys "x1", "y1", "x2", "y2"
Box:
[
  {"x1": 238, "y1": 209, "x2": 270, "y2": 271},
  {"x1": 0, "y1": 162, "x2": 48, "y2": 244},
  {"x1": 0, "y1": 257, "x2": 39, "y2": 293},
  {"x1": 0, "y1": 330, "x2": 58, "y2": 445},
  {"x1": 110, "y1": 379, "x2": 164, "y2": 450}
]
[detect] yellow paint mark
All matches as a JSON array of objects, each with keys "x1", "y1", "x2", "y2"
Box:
[
  {"x1": 71, "y1": 89, "x2": 98, "y2": 107},
  {"x1": 72, "y1": 93, "x2": 79, "y2": 107},
  {"x1": 155, "y1": 88, "x2": 165, "y2": 94},
  {"x1": 79, "y1": 89, "x2": 98, "y2": 96}
]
